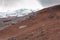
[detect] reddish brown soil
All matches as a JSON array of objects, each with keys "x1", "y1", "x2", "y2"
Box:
[{"x1": 0, "y1": 5, "x2": 60, "y2": 40}]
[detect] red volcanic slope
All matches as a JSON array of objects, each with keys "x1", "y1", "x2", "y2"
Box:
[{"x1": 0, "y1": 5, "x2": 60, "y2": 40}]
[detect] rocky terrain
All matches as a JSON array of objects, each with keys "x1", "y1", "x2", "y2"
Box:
[{"x1": 0, "y1": 5, "x2": 60, "y2": 40}]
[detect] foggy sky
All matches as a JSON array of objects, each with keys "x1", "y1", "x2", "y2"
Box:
[
  {"x1": 0, "y1": 0, "x2": 43, "y2": 12},
  {"x1": 38, "y1": 0, "x2": 60, "y2": 7}
]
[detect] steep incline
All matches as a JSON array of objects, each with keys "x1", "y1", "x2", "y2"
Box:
[{"x1": 0, "y1": 5, "x2": 60, "y2": 40}]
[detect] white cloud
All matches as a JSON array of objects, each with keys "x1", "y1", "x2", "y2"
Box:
[{"x1": 0, "y1": 0, "x2": 43, "y2": 12}]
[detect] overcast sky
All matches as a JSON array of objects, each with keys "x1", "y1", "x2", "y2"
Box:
[
  {"x1": 38, "y1": 0, "x2": 60, "y2": 7},
  {"x1": 0, "y1": 0, "x2": 43, "y2": 12}
]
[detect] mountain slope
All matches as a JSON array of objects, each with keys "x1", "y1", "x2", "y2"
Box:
[{"x1": 0, "y1": 5, "x2": 60, "y2": 40}]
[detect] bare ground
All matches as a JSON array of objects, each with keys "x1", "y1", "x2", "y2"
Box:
[{"x1": 0, "y1": 5, "x2": 60, "y2": 40}]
